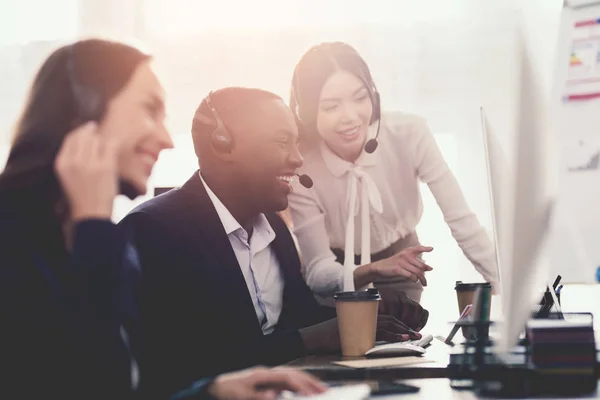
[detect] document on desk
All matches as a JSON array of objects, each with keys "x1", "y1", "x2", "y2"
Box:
[{"x1": 332, "y1": 356, "x2": 434, "y2": 369}]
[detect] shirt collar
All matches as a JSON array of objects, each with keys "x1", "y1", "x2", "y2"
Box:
[
  {"x1": 199, "y1": 171, "x2": 241, "y2": 235},
  {"x1": 199, "y1": 171, "x2": 275, "y2": 243},
  {"x1": 319, "y1": 122, "x2": 378, "y2": 177}
]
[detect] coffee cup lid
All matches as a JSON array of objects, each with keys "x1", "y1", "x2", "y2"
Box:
[
  {"x1": 333, "y1": 288, "x2": 381, "y2": 302},
  {"x1": 455, "y1": 281, "x2": 492, "y2": 291}
]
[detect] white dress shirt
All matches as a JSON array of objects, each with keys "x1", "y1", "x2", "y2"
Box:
[
  {"x1": 200, "y1": 173, "x2": 284, "y2": 334},
  {"x1": 288, "y1": 111, "x2": 499, "y2": 295}
]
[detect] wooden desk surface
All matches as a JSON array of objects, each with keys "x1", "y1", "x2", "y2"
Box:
[{"x1": 287, "y1": 339, "x2": 452, "y2": 381}]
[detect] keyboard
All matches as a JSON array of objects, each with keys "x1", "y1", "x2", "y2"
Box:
[{"x1": 276, "y1": 384, "x2": 371, "y2": 399}]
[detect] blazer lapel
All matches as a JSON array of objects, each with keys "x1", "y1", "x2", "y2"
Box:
[
  {"x1": 178, "y1": 172, "x2": 262, "y2": 335},
  {"x1": 265, "y1": 213, "x2": 305, "y2": 318},
  {"x1": 265, "y1": 214, "x2": 299, "y2": 283}
]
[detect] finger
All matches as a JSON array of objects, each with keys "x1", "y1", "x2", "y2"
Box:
[
  {"x1": 399, "y1": 262, "x2": 427, "y2": 278},
  {"x1": 415, "y1": 309, "x2": 429, "y2": 332},
  {"x1": 268, "y1": 370, "x2": 316, "y2": 395},
  {"x1": 388, "y1": 263, "x2": 421, "y2": 283},
  {"x1": 283, "y1": 370, "x2": 326, "y2": 394},
  {"x1": 409, "y1": 330, "x2": 422, "y2": 340},
  {"x1": 56, "y1": 122, "x2": 95, "y2": 165},
  {"x1": 251, "y1": 370, "x2": 308, "y2": 394},
  {"x1": 56, "y1": 130, "x2": 78, "y2": 161},
  {"x1": 411, "y1": 245, "x2": 433, "y2": 254},
  {"x1": 407, "y1": 257, "x2": 433, "y2": 272},
  {"x1": 82, "y1": 132, "x2": 101, "y2": 165},
  {"x1": 378, "y1": 316, "x2": 409, "y2": 334},
  {"x1": 405, "y1": 307, "x2": 428, "y2": 332},
  {"x1": 68, "y1": 123, "x2": 98, "y2": 165},
  {"x1": 253, "y1": 389, "x2": 277, "y2": 400},
  {"x1": 397, "y1": 263, "x2": 427, "y2": 286},
  {"x1": 295, "y1": 372, "x2": 327, "y2": 394},
  {"x1": 377, "y1": 329, "x2": 411, "y2": 342},
  {"x1": 379, "y1": 315, "x2": 423, "y2": 338}
]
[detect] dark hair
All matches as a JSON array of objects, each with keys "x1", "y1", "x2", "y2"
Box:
[
  {"x1": 0, "y1": 38, "x2": 151, "y2": 214},
  {"x1": 191, "y1": 86, "x2": 282, "y2": 166},
  {"x1": 290, "y1": 42, "x2": 379, "y2": 150}
]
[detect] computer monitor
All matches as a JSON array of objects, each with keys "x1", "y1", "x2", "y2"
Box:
[
  {"x1": 480, "y1": 107, "x2": 510, "y2": 301},
  {"x1": 488, "y1": 33, "x2": 558, "y2": 356}
]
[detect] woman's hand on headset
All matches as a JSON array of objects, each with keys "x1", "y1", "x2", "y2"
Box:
[
  {"x1": 55, "y1": 121, "x2": 119, "y2": 221},
  {"x1": 354, "y1": 245, "x2": 434, "y2": 289}
]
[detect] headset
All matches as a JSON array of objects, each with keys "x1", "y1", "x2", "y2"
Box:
[
  {"x1": 201, "y1": 91, "x2": 313, "y2": 188},
  {"x1": 291, "y1": 44, "x2": 382, "y2": 154},
  {"x1": 204, "y1": 91, "x2": 234, "y2": 153},
  {"x1": 66, "y1": 44, "x2": 104, "y2": 123},
  {"x1": 66, "y1": 42, "x2": 139, "y2": 200}
]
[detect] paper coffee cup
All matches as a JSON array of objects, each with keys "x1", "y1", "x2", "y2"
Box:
[
  {"x1": 333, "y1": 289, "x2": 381, "y2": 357},
  {"x1": 455, "y1": 282, "x2": 492, "y2": 338}
]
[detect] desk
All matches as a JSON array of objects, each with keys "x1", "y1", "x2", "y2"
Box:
[
  {"x1": 372, "y1": 379, "x2": 600, "y2": 399},
  {"x1": 373, "y1": 379, "x2": 472, "y2": 399},
  {"x1": 287, "y1": 339, "x2": 450, "y2": 380}
]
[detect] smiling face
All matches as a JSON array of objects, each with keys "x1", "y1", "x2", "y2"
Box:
[
  {"x1": 316, "y1": 70, "x2": 373, "y2": 162},
  {"x1": 98, "y1": 61, "x2": 173, "y2": 195},
  {"x1": 227, "y1": 97, "x2": 303, "y2": 213}
]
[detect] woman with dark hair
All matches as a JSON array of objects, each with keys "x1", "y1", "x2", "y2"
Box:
[
  {"x1": 288, "y1": 42, "x2": 498, "y2": 303},
  {"x1": 0, "y1": 38, "x2": 174, "y2": 399},
  {"x1": 0, "y1": 38, "x2": 326, "y2": 400}
]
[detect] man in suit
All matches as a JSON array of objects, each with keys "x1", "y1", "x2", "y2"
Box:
[{"x1": 120, "y1": 87, "x2": 428, "y2": 398}]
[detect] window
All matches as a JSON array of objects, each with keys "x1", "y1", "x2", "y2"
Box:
[{"x1": 0, "y1": 0, "x2": 79, "y2": 46}]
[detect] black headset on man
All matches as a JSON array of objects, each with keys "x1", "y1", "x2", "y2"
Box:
[{"x1": 201, "y1": 91, "x2": 314, "y2": 189}]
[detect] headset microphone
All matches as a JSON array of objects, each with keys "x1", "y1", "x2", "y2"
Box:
[
  {"x1": 297, "y1": 174, "x2": 313, "y2": 189},
  {"x1": 363, "y1": 92, "x2": 382, "y2": 154},
  {"x1": 364, "y1": 138, "x2": 378, "y2": 154}
]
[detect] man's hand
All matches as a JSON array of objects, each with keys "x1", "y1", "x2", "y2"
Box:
[
  {"x1": 299, "y1": 314, "x2": 424, "y2": 353},
  {"x1": 376, "y1": 314, "x2": 422, "y2": 342},
  {"x1": 377, "y1": 287, "x2": 429, "y2": 332},
  {"x1": 207, "y1": 367, "x2": 326, "y2": 400}
]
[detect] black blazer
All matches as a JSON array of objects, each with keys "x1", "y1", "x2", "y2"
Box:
[
  {"x1": 120, "y1": 172, "x2": 335, "y2": 399},
  {"x1": 0, "y1": 189, "x2": 138, "y2": 400}
]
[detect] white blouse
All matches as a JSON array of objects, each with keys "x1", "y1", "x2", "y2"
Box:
[{"x1": 288, "y1": 111, "x2": 499, "y2": 295}]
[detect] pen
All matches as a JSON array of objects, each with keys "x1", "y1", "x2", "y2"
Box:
[
  {"x1": 556, "y1": 284, "x2": 563, "y2": 295},
  {"x1": 395, "y1": 318, "x2": 419, "y2": 335},
  {"x1": 552, "y1": 275, "x2": 562, "y2": 290}
]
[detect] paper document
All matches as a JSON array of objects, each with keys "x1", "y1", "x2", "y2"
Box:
[{"x1": 332, "y1": 356, "x2": 433, "y2": 369}]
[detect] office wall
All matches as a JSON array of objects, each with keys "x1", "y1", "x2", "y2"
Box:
[{"x1": 0, "y1": 0, "x2": 527, "y2": 331}]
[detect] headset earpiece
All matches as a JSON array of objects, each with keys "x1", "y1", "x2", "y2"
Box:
[
  {"x1": 205, "y1": 92, "x2": 234, "y2": 153},
  {"x1": 67, "y1": 44, "x2": 104, "y2": 122}
]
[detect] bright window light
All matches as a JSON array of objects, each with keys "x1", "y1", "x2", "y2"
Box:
[
  {"x1": 0, "y1": 0, "x2": 78, "y2": 46},
  {"x1": 143, "y1": 0, "x2": 509, "y2": 35}
]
